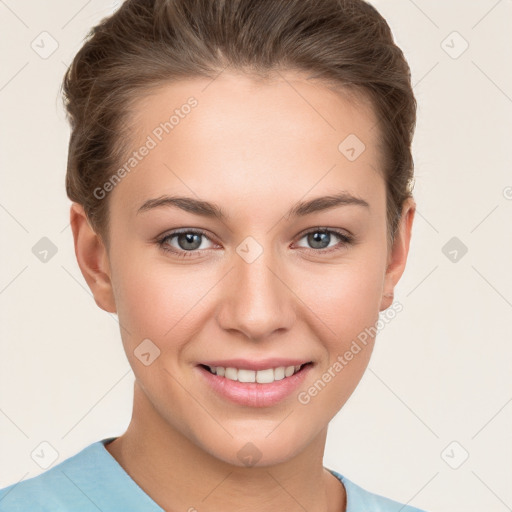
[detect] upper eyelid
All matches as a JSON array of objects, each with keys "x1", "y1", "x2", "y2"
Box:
[
  {"x1": 296, "y1": 226, "x2": 352, "y2": 239},
  {"x1": 159, "y1": 228, "x2": 216, "y2": 243}
]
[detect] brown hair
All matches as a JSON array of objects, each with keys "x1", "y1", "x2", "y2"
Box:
[{"x1": 62, "y1": 0, "x2": 416, "y2": 247}]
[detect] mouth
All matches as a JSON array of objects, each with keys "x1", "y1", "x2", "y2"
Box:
[
  {"x1": 196, "y1": 360, "x2": 314, "y2": 407},
  {"x1": 198, "y1": 361, "x2": 313, "y2": 384}
]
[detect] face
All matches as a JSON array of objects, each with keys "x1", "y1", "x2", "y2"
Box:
[{"x1": 73, "y1": 70, "x2": 414, "y2": 467}]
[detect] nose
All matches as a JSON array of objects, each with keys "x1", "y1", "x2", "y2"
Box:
[{"x1": 216, "y1": 247, "x2": 296, "y2": 342}]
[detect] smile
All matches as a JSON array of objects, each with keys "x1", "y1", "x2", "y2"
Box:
[
  {"x1": 197, "y1": 361, "x2": 314, "y2": 407},
  {"x1": 202, "y1": 363, "x2": 309, "y2": 384}
]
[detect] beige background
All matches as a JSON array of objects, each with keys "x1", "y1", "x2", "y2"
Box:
[{"x1": 1, "y1": 1, "x2": 511, "y2": 511}]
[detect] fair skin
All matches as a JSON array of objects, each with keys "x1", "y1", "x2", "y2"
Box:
[{"x1": 70, "y1": 70, "x2": 415, "y2": 512}]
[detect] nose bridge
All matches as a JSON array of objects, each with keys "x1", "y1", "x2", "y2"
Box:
[{"x1": 217, "y1": 237, "x2": 294, "y2": 340}]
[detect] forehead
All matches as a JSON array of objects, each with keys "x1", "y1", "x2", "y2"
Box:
[{"x1": 111, "y1": 71, "x2": 384, "y2": 217}]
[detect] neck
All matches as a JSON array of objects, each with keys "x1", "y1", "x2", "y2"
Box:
[{"x1": 105, "y1": 381, "x2": 346, "y2": 512}]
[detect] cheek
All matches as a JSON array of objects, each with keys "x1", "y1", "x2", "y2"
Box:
[
  {"x1": 296, "y1": 254, "x2": 386, "y2": 339},
  {"x1": 294, "y1": 250, "x2": 385, "y2": 379},
  {"x1": 291, "y1": 262, "x2": 383, "y2": 423},
  {"x1": 111, "y1": 252, "x2": 225, "y2": 365},
  {"x1": 113, "y1": 261, "x2": 192, "y2": 339}
]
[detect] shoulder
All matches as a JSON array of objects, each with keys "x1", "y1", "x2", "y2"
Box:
[
  {"x1": 0, "y1": 439, "x2": 115, "y2": 511},
  {"x1": 328, "y1": 468, "x2": 430, "y2": 512},
  {"x1": 0, "y1": 437, "x2": 162, "y2": 512},
  {"x1": 0, "y1": 442, "x2": 99, "y2": 511}
]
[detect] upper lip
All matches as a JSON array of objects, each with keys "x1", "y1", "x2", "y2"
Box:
[{"x1": 199, "y1": 358, "x2": 313, "y2": 371}]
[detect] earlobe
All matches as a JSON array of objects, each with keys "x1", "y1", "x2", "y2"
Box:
[
  {"x1": 379, "y1": 198, "x2": 416, "y2": 311},
  {"x1": 70, "y1": 203, "x2": 117, "y2": 313}
]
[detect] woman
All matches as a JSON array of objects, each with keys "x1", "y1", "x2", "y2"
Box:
[{"x1": 0, "y1": 0, "x2": 428, "y2": 510}]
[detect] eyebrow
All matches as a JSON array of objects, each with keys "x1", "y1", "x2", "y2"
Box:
[{"x1": 136, "y1": 192, "x2": 370, "y2": 220}]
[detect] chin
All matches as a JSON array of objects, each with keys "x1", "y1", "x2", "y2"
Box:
[{"x1": 190, "y1": 421, "x2": 318, "y2": 469}]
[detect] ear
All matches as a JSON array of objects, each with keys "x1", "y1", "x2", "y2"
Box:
[
  {"x1": 70, "y1": 202, "x2": 117, "y2": 313},
  {"x1": 379, "y1": 197, "x2": 416, "y2": 311}
]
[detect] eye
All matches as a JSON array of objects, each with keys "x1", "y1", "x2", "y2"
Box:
[
  {"x1": 294, "y1": 227, "x2": 354, "y2": 254},
  {"x1": 156, "y1": 227, "x2": 354, "y2": 259},
  {"x1": 156, "y1": 229, "x2": 217, "y2": 258}
]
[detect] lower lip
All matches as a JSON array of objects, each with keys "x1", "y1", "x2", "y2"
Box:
[{"x1": 196, "y1": 364, "x2": 313, "y2": 408}]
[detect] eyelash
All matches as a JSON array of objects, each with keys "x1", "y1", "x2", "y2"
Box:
[{"x1": 156, "y1": 227, "x2": 354, "y2": 259}]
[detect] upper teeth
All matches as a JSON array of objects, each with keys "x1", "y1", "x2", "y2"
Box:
[{"x1": 208, "y1": 365, "x2": 303, "y2": 384}]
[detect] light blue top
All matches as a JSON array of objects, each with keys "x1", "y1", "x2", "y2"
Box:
[{"x1": 0, "y1": 437, "x2": 428, "y2": 511}]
